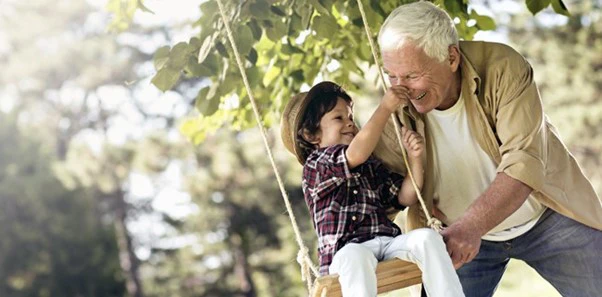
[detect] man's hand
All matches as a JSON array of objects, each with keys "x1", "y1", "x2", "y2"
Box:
[{"x1": 440, "y1": 221, "x2": 481, "y2": 269}]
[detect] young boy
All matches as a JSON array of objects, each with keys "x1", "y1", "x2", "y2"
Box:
[{"x1": 280, "y1": 81, "x2": 464, "y2": 297}]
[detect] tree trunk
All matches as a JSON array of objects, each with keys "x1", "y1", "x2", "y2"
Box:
[
  {"x1": 113, "y1": 191, "x2": 144, "y2": 297},
  {"x1": 232, "y1": 237, "x2": 256, "y2": 297}
]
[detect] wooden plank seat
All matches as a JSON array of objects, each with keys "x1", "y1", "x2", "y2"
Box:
[{"x1": 311, "y1": 259, "x2": 422, "y2": 297}]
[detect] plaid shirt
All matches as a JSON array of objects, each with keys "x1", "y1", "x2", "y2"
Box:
[{"x1": 302, "y1": 144, "x2": 406, "y2": 275}]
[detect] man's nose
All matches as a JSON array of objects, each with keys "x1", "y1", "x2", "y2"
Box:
[{"x1": 393, "y1": 79, "x2": 407, "y2": 88}]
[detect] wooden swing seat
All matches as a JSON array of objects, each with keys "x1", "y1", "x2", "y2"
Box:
[{"x1": 311, "y1": 259, "x2": 422, "y2": 297}]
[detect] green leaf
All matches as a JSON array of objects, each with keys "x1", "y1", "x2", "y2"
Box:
[
  {"x1": 151, "y1": 67, "x2": 181, "y2": 91},
  {"x1": 470, "y1": 11, "x2": 496, "y2": 31},
  {"x1": 136, "y1": 0, "x2": 154, "y2": 14},
  {"x1": 180, "y1": 118, "x2": 199, "y2": 139},
  {"x1": 289, "y1": 12, "x2": 303, "y2": 35},
  {"x1": 246, "y1": 66, "x2": 262, "y2": 86},
  {"x1": 186, "y1": 57, "x2": 212, "y2": 77},
  {"x1": 358, "y1": 41, "x2": 371, "y2": 61},
  {"x1": 250, "y1": 1, "x2": 271, "y2": 20},
  {"x1": 551, "y1": 0, "x2": 570, "y2": 16},
  {"x1": 270, "y1": 5, "x2": 286, "y2": 16},
  {"x1": 219, "y1": 73, "x2": 238, "y2": 95},
  {"x1": 319, "y1": 0, "x2": 334, "y2": 12},
  {"x1": 195, "y1": 87, "x2": 220, "y2": 116},
  {"x1": 216, "y1": 42, "x2": 229, "y2": 58},
  {"x1": 247, "y1": 48, "x2": 258, "y2": 65},
  {"x1": 340, "y1": 60, "x2": 360, "y2": 75},
  {"x1": 200, "y1": 1, "x2": 218, "y2": 17},
  {"x1": 198, "y1": 33, "x2": 216, "y2": 64},
  {"x1": 248, "y1": 20, "x2": 263, "y2": 40},
  {"x1": 202, "y1": 52, "x2": 220, "y2": 73},
  {"x1": 153, "y1": 46, "x2": 170, "y2": 70},
  {"x1": 526, "y1": 0, "x2": 551, "y2": 15},
  {"x1": 290, "y1": 69, "x2": 304, "y2": 81},
  {"x1": 313, "y1": 15, "x2": 339, "y2": 39},
  {"x1": 307, "y1": 0, "x2": 330, "y2": 16},
  {"x1": 281, "y1": 44, "x2": 304, "y2": 55},
  {"x1": 263, "y1": 66, "x2": 281, "y2": 86},
  {"x1": 189, "y1": 37, "x2": 202, "y2": 50},
  {"x1": 167, "y1": 42, "x2": 193, "y2": 69},
  {"x1": 300, "y1": 5, "x2": 312, "y2": 29},
  {"x1": 266, "y1": 19, "x2": 287, "y2": 42},
  {"x1": 235, "y1": 25, "x2": 254, "y2": 56},
  {"x1": 444, "y1": 0, "x2": 467, "y2": 16}
]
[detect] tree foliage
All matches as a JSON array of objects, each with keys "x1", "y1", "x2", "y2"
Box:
[{"x1": 110, "y1": 0, "x2": 568, "y2": 145}]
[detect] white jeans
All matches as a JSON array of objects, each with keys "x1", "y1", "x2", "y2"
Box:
[{"x1": 328, "y1": 228, "x2": 465, "y2": 297}]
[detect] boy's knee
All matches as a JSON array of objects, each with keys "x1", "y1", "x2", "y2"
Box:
[{"x1": 410, "y1": 228, "x2": 443, "y2": 248}]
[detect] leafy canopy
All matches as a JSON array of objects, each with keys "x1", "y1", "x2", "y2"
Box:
[{"x1": 109, "y1": 0, "x2": 568, "y2": 144}]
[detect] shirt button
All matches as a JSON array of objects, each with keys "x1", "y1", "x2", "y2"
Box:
[
  {"x1": 352, "y1": 216, "x2": 357, "y2": 221},
  {"x1": 353, "y1": 190, "x2": 358, "y2": 194}
]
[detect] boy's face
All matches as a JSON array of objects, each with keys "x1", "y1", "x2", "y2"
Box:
[{"x1": 314, "y1": 98, "x2": 358, "y2": 148}]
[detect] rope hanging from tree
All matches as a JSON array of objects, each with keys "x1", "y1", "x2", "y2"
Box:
[{"x1": 216, "y1": 0, "x2": 318, "y2": 291}]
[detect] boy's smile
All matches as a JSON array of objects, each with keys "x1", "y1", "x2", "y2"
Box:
[{"x1": 315, "y1": 98, "x2": 358, "y2": 148}]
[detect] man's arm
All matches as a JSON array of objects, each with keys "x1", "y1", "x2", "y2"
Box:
[
  {"x1": 440, "y1": 173, "x2": 532, "y2": 267},
  {"x1": 441, "y1": 45, "x2": 546, "y2": 268}
]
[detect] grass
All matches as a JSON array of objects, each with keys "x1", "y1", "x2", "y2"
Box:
[{"x1": 381, "y1": 259, "x2": 561, "y2": 297}]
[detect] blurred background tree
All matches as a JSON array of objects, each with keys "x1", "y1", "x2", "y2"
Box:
[
  {"x1": 0, "y1": 1, "x2": 190, "y2": 296},
  {"x1": 0, "y1": 113, "x2": 125, "y2": 297},
  {"x1": 0, "y1": 0, "x2": 599, "y2": 297}
]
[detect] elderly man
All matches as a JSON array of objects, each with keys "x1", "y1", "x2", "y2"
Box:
[{"x1": 374, "y1": 2, "x2": 602, "y2": 296}]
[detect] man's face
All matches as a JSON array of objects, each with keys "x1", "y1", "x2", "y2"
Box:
[{"x1": 382, "y1": 42, "x2": 461, "y2": 114}]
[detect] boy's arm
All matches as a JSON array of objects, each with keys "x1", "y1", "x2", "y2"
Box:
[
  {"x1": 346, "y1": 86, "x2": 409, "y2": 169},
  {"x1": 398, "y1": 155, "x2": 423, "y2": 206},
  {"x1": 397, "y1": 127, "x2": 424, "y2": 206}
]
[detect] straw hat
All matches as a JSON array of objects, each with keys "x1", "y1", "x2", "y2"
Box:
[{"x1": 280, "y1": 81, "x2": 341, "y2": 164}]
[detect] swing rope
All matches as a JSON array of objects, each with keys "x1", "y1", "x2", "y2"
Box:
[
  {"x1": 215, "y1": 0, "x2": 318, "y2": 291},
  {"x1": 355, "y1": 0, "x2": 443, "y2": 231}
]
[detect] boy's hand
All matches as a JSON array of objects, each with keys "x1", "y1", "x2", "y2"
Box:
[
  {"x1": 401, "y1": 126, "x2": 424, "y2": 159},
  {"x1": 382, "y1": 86, "x2": 411, "y2": 112}
]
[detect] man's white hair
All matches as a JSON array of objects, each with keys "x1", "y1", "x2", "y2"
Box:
[{"x1": 378, "y1": 1, "x2": 458, "y2": 63}]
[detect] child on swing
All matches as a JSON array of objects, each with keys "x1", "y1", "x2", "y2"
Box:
[{"x1": 281, "y1": 81, "x2": 464, "y2": 297}]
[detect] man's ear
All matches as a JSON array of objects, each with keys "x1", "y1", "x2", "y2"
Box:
[
  {"x1": 302, "y1": 128, "x2": 321, "y2": 145},
  {"x1": 448, "y1": 45, "x2": 461, "y2": 72}
]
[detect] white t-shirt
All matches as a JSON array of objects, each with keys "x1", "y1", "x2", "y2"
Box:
[{"x1": 425, "y1": 94, "x2": 545, "y2": 241}]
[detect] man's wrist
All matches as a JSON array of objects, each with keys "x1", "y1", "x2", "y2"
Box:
[{"x1": 456, "y1": 214, "x2": 487, "y2": 237}]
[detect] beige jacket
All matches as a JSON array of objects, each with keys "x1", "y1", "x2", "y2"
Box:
[{"x1": 375, "y1": 41, "x2": 602, "y2": 232}]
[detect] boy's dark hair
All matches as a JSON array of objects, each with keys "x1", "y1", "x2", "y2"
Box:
[{"x1": 297, "y1": 84, "x2": 353, "y2": 161}]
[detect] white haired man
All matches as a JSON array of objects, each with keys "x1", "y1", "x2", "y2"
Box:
[{"x1": 373, "y1": 2, "x2": 602, "y2": 296}]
